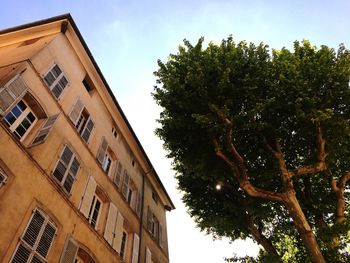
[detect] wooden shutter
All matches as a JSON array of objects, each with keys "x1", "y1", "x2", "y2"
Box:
[
  {"x1": 104, "y1": 203, "x2": 118, "y2": 246},
  {"x1": 113, "y1": 160, "x2": 123, "y2": 188},
  {"x1": 147, "y1": 206, "x2": 152, "y2": 232},
  {"x1": 63, "y1": 156, "x2": 80, "y2": 193},
  {"x1": 159, "y1": 224, "x2": 163, "y2": 248},
  {"x1": 32, "y1": 114, "x2": 60, "y2": 145},
  {"x1": 81, "y1": 117, "x2": 94, "y2": 143},
  {"x1": 131, "y1": 233, "x2": 140, "y2": 263},
  {"x1": 36, "y1": 222, "x2": 56, "y2": 258},
  {"x1": 80, "y1": 176, "x2": 97, "y2": 218},
  {"x1": 0, "y1": 75, "x2": 27, "y2": 114},
  {"x1": 0, "y1": 167, "x2": 7, "y2": 186},
  {"x1": 59, "y1": 236, "x2": 79, "y2": 263},
  {"x1": 145, "y1": 247, "x2": 152, "y2": 263},
  {"x1": 131, "y1": 190, "x2": 137, "y2": 211},
  {"x1": 113, "y1": 213, "x2": 124, "y2": 252},
  {"x1": 53, "y1": 145, "x2": 73, "y2": 183},
  {"x1": 96, "y1": 137, "x2": 108, "y2": 165},
  {"x1": 121, "y1": 170, "x2": 130, "y2": 199},
  {"x1": 136, "y1": 192, "x2": 142, "y2": 218},
  {"x1": 69, "y1": 98, "x2": 84, "y2": 125}
]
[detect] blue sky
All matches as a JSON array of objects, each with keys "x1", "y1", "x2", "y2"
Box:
[{"x1": 1, "y1": 1, "x2": 350, "y2": 262}]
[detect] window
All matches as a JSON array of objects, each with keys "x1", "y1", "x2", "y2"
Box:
[
  {"x1": 113, "y1": 160, "x2": 123, "y2": 188},
  {"x1": 152, "y1": 191, "x2": 158, "y2": 205},
  {"x1": 82, "y1": 76, "x2": 94, "y2": 94},
  {"x1": 96, "y1": 137, "x2": 116, "y2": 177},
  {"x1": 147, "y1": 207, "x2": 164, "y2": 247},
  {"x1": 0, "y1": 166, "x2": 8, "y2": 187},
  {"x1": 121, "y1": 170, "x2": 130, "y2": 200},
  {"x1": 69, "y1": 99, "x2": 94, "y2": 143},
  {"x1": 102, "y1": 152, "x2": 112, "y2": 174},
  {"x1": 43, "y1": 64, "x2": 68, "y2": 99},
  {"x1": 3, "y1": 100, "x2": 37, "y2": 140},
  {"x1": 87, "y1": 194, "x2": 102, "y2": 229},
  {"x1": 0, "y1": 74, "x2": 27, "y2": 115},
  {"x1": 112, "y1": 127, "x2": 118, "y2": 139},
  {"x1": 120, "y1": 231, "x2": 127, "y2": 259},
  {"x1": 52, "y1": 145, "x2": 80, "y2": 193},
  {"x1": 10, "y1": 209, "x2": 56, "y2": 263},
  {"x1": 104, "y1": 203, "x2": 125, "y2": 252}
]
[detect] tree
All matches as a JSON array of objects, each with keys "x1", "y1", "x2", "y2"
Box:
[{"x1": 153, "y1": 37, "x2": 350, "y2": 262}]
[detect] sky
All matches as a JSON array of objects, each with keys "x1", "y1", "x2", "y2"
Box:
[{"x1": 1, "y1": 1, "x2": 350, "y2": 262}]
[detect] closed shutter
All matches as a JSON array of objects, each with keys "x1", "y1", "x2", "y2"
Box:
[
  {"x1": 32, "y1": 114, "x2": 60, "y2": 145},
  {"x1": 121, "y1": 170, "x2": 130, "y2": 199},
  {"x1": 159, "y1": 224, "x2": 163, "y2": 248},
  {"x1": 147, "y1": 206, "x2": 152, "y2": 232},
  {"x1": 80, "y1": 176, "x2": 97, "y2": 218},
  {"x1": 104, "y1": 203, "x2": 118, "y2": 246},
  {"x1": 81, "y1": 117, "x2": 94, "y2": 143},
  {"x1": 136, "y1": 192, "x2": 142, "y2": 218},
  {"x1": 63, "y1": 156, "x2": 80, "y2": 193},
  {"x1": 0, "y1": 167, "x2": 7, "y2": 186},
  {"x1": 36, "y1": 222, "x2": 56, "y2": 258},
  {"x1": 69, "y1": 98, "x2": 84, "y2": 125},
  {"x1": 131, "y1": 233, "x2": 140, "y2": 263},
  {"x1": 113, "y1": 213, "x2": 124, "y2": 252},
  {"x1": 145, "y1": 247, "x2": 152, "y2": 263},
  {"x1": 53, "y1": 146, "x2": 73, "y2": 183},
  {"x1": 59, "y1": 236, "x2": 79, "y2": 263},
  {"x1": 113, "y1": 160, "x2": 123, "y2": 188},
  {"x1": 0, "y1": 75, "x2": 27, "y2": 114},
  {"x1": 130, "y1": 190, "x2": 137, "y2": 211},
  {"x1": 44, "y1": 64, "x2": 68, "y2": 99},
  {"x1": 96, "y1": 137, "x2": 108, "y2": 165}
]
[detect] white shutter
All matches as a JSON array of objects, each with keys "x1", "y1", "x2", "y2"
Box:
[
  {"x1": 113, "y1": 160, "x2": 123, "y2": 188},
  {"x1": 145, "y1": 247, "x2": 152, "y2": 263},
  {"x1": 131, "y1": 233, "x2": 140, "y2": 263},
  {"x1": 104, "y1": 203, "x2": 118, "y2": 246},
  {"x1": 69, "y1": 98, "x2": 84, "y2": 125},
  {"x1": 121, "y1": 170, "x2": 130, "y2": 199},
  {"x1": 59, "y1": 236, "x2": 79, "y2": 263},
  {"x1": 113, "y1": 213, "x2": 124, "y2": 252},
  {"x1": 131, "y1": 190, "x2": 137, "y2": 211},
  {"x1": 32, "y1": 114, "x2": 60, "y2": 145},
  {"x1": 96, "y1": 137, "x2": 108, "y2": 165},
  {"x1": 0, "y1": 75, "x2": 27, "y2": 114},
  {"x1": 81, "y1": 117, "x2": 94, "y2": 143},
  {"x1": 80, "y1": 176, "x2": 97, "y2": 218}
]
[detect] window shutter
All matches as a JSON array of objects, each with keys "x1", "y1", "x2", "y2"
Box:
[
  {"x1": 53, "y1": 146, "x2": 73, "y2": 183},
  {"x1": 113, "y1": 160, "x2": 123, "y2": 188},
  {"x1": 145, "y1": 247, "x2": 152, "y2": 263},
  {"x1": 63, "y1": 156, "x2": 80, "y2": 193},
  {"x1": 159, "y1": 224, "x2": 163, "y2": 248},
  {"x1": 44, "y1": 64, "x2": 68, "y2": 99},
  {"x1": 96, "y1": 137, "x2": 108, "y2": 165},
  {"x1": 136, "y1": 192, "x2": 142, "y2": 218},
  {"x1": 0, "y1": 75, "x2": 27, "y2": 114},
  {"x1": 69, "y1": 98, "x2": 84, "y2": 125},
  {"x1": 36, "y1": 222, "x2": 56, "y2": 258},
  {"x1": 32, "y1": 114, "x2": 60, "y2": 145},
  {"x1": 59, "y1": 236, "x2": 79, "y2": 263},
  {"x1": 147, "y1": 206, "x2": 152, "y2": 232},
  {"x1": 130, "y1": 190, "x2": 137, "y2": 211},
  {"x1": 81, "y1": 117, "x2": 94, "y2": 143},
  {"x1": 113, "y1": 213, "x2": 124, "y2": 252},
  {"x1": 0, "y1": 166, "x2": 8, "y2": 186},
  {"x1": 80, "y1": 176, "x2": 97, "y2": 218},
  {"x1": 22, "y1": 211, "x2": 45, "y2": 248},
  {"x1": 131, "y1": 233, "x2": 140, "y2": 263},
  {"x1": 104, "y1": 203, "x2": 118, "y2": 246},
  {"x1": 121, "y1": 170, "x2": 130, "y2": 199}
]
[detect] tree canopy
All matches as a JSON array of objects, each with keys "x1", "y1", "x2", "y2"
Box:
[{"x1": 153, "y1": 37, "x2": 350, "y2": 262}]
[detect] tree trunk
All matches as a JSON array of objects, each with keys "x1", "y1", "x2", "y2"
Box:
[
  {"x1": 284, "y1": 191, "x2": 326, "y2": 263},
  {"x1": 247, "y1": 220, "x2": 280, "y2": 260}
]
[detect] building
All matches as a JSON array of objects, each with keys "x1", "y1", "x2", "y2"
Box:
[{"x1": 0, "y1": 14, "x2": 174, "y2": 263}]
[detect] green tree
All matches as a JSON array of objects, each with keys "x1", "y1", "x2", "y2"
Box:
[{"x1": 153, "y1": 37, "x2": 350, "y2": 262}]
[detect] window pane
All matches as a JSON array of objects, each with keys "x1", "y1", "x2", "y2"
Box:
[
  {"x1": 52, "y1": 161, "x2": 66, "y2": 182},
  {"x1": 52, "y1": 65, "x2": 62, "y2": 78},
  {"x1": 27, "y1": 112, "x2": 36, "y2": 123},
  {"x1": 15, "y1": 124, "x2": 26, "y2": 138},
  {"x1": 44, "y1": 72, "x2": 55, "y2": 86},
  {"x1": 52, "y1": 84, "x2": 63, "y2": 98},
  {"x1": 4, "y1": 112, "x2": 16, "y2": 126},
  {"x1": 18, "y1": 100, "x2": 27, "y2": 111},
  {"x1": 21, "y1": 118, "x2": 31, "y2": 130},
  {"x1": 12, "y1": 105, "x2": 22, "y2": 118}
]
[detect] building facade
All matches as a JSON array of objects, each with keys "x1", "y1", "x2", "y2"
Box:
[{"x1": 0, "y1": 14, "x2": 174, "y2": 263}]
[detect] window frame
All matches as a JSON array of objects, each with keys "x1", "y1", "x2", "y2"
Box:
[
  {"x1": 87, "y1": 194, "x2": 103, "y2": 229},
  {"x1": 43, "y1": 64, "x2": 69, "y2": 99},
  {"x1": 0, "y1": 166, "x2": 8, "y2": 187},
  {"x1": 10, "y1": 208, "x2": 57, "y2": 263}
]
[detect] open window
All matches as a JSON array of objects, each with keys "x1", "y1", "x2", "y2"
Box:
[
  {"x1": 69, "y1": 98, "x2": 94, "y2": 144},
  {"x1": 96, "y1": 137, "x2": 117, "y2": 178}
]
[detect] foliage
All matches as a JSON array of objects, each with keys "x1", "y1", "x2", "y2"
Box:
[{"x1": 153, "y1": 37, "x2": 350, "y2": 262}]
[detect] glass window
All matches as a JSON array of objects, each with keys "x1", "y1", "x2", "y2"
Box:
[
  {"x1": 43, "y1": 64, "x2": 68, "y2": 99},
  {"x1": 88, "y1": 195, "x2": 102, "y2": 229}
]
